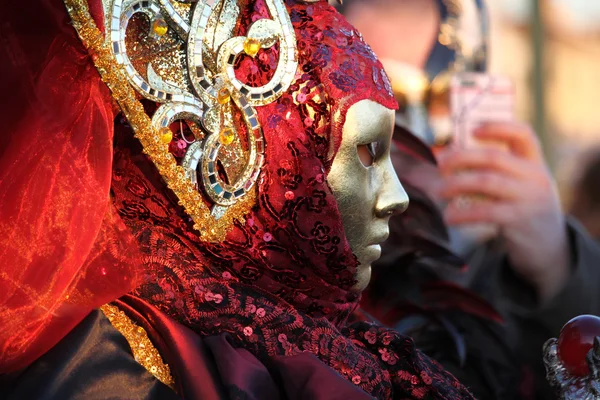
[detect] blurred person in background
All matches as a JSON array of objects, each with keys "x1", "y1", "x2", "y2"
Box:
[
  {"x1": 570, "y1": 149, "x2": 600, "y2": 240},
  {"x1": 340, "y1": 0, "x2": 600, "y2": 398}
]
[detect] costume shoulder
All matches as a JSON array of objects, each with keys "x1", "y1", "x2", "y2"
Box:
[
  {"x1": 1, "y1": 300, "x2": 376, "y2": 400},
  {"x1": 1, "y1": 310, "x2": 180, "y2": 400}
]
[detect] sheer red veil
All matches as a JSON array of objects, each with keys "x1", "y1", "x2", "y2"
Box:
[{"x1": 0, "y1": 0, "x2": 140, "y2": 373}]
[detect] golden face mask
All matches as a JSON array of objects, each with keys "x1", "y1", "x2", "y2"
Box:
[
  {"x1": 65, "y1": 0, "x2": 298, "y2": 242},
  {"x1": 328, "y1": 100, "x2": 409, "y2": 291}
]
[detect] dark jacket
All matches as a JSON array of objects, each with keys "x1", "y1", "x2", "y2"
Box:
[{"x1": 466, "y1": 218, "x2": 600, "y2": 399}]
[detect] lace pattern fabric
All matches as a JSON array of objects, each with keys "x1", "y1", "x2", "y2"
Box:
[{"x1": 110, "y1": 1, "x2": 474, "y2": 398}]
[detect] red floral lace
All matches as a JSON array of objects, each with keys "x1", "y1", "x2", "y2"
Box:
[{"x1": 110, "y1": 1, "x2": 474, "y2": 398}]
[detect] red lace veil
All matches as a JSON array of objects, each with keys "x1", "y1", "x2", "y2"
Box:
[{"x1": 1, "y1": 0, "x2": 473, "y2": 398}]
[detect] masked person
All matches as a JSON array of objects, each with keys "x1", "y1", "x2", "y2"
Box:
[
  {"x1": 0, "y1": 0, "x2": 493, "y2": 398},
  {"x1": 342, "y1": 0, "x2": 600, "y2": 398}
]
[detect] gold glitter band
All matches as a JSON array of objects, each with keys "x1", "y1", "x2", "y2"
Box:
[
  {"x1": 63, "y1": 0, "x2": 256, "y2": 242},
  {"x1": 100, "y1": 304, "x2": 176, "y2": 389}
]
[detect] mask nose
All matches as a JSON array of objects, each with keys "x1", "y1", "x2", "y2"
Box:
[{"x1": 375, "y1": 159, "x2": 409, "y2": 218}]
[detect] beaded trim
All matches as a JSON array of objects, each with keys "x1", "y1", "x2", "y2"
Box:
[{"x1": 100, "y1": 304, "x2": 175, "y2": 389}]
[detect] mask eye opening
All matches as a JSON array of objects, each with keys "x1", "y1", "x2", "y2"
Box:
[{"x1": 357, "y1": 143, "x2": 378, "y2": 167}]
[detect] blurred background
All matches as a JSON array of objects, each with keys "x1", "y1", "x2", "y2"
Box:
[
  {"x1": 487, "y1": 0, "x2": 600, "y2": 206},
  {"x1": 333, "y1": 0, "x2": 600, "y2": 208}
]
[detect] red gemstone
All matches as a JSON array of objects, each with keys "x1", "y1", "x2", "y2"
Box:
[{"x1": 557, "y1": 315, "x2": 600, "y2": 376}]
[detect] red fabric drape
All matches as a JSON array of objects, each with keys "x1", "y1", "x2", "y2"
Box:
[{"x1": 0, "y1": 0, "x2": 140, "y2": 373}]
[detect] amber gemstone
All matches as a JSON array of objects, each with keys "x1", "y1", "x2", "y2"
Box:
[
  {"x1": 220, "y1": 127, "x2": 235, "y2": 145},
  {"x1": 557, "y1": 315, "x2": 600, "y2": 376},
  {"x1": 160, "y1": 128, "x2": 173, "y2": 144},
  {"x1": 152, "y1": 19, "x2": 168, "y2": 37},
  {"x1": 217, "y1": 88, "x2": 231, "y2": 105},
  {"x1": 243, "y1": 38, "x2": 261, "y2": 57}
]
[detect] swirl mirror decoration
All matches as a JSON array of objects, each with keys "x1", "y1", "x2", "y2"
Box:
[{"x1": 65, "y1": 0, "x2": 298, "y2": 241}]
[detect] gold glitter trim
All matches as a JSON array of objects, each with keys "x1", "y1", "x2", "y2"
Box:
[
  {"x1": 100, "y1": 304, "x2": 175, "y2": 389},
  {"x1": 63, "y1": 0, "x2": 255, "y2": 242}
]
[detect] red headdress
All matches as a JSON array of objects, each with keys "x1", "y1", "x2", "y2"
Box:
[{"x1": 1, "y1": 0, "x2": 473, "y2": 398}]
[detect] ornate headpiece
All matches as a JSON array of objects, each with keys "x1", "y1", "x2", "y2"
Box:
[{"x1": 65, "y1": 0, "x2": 300, "y2": 241}]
